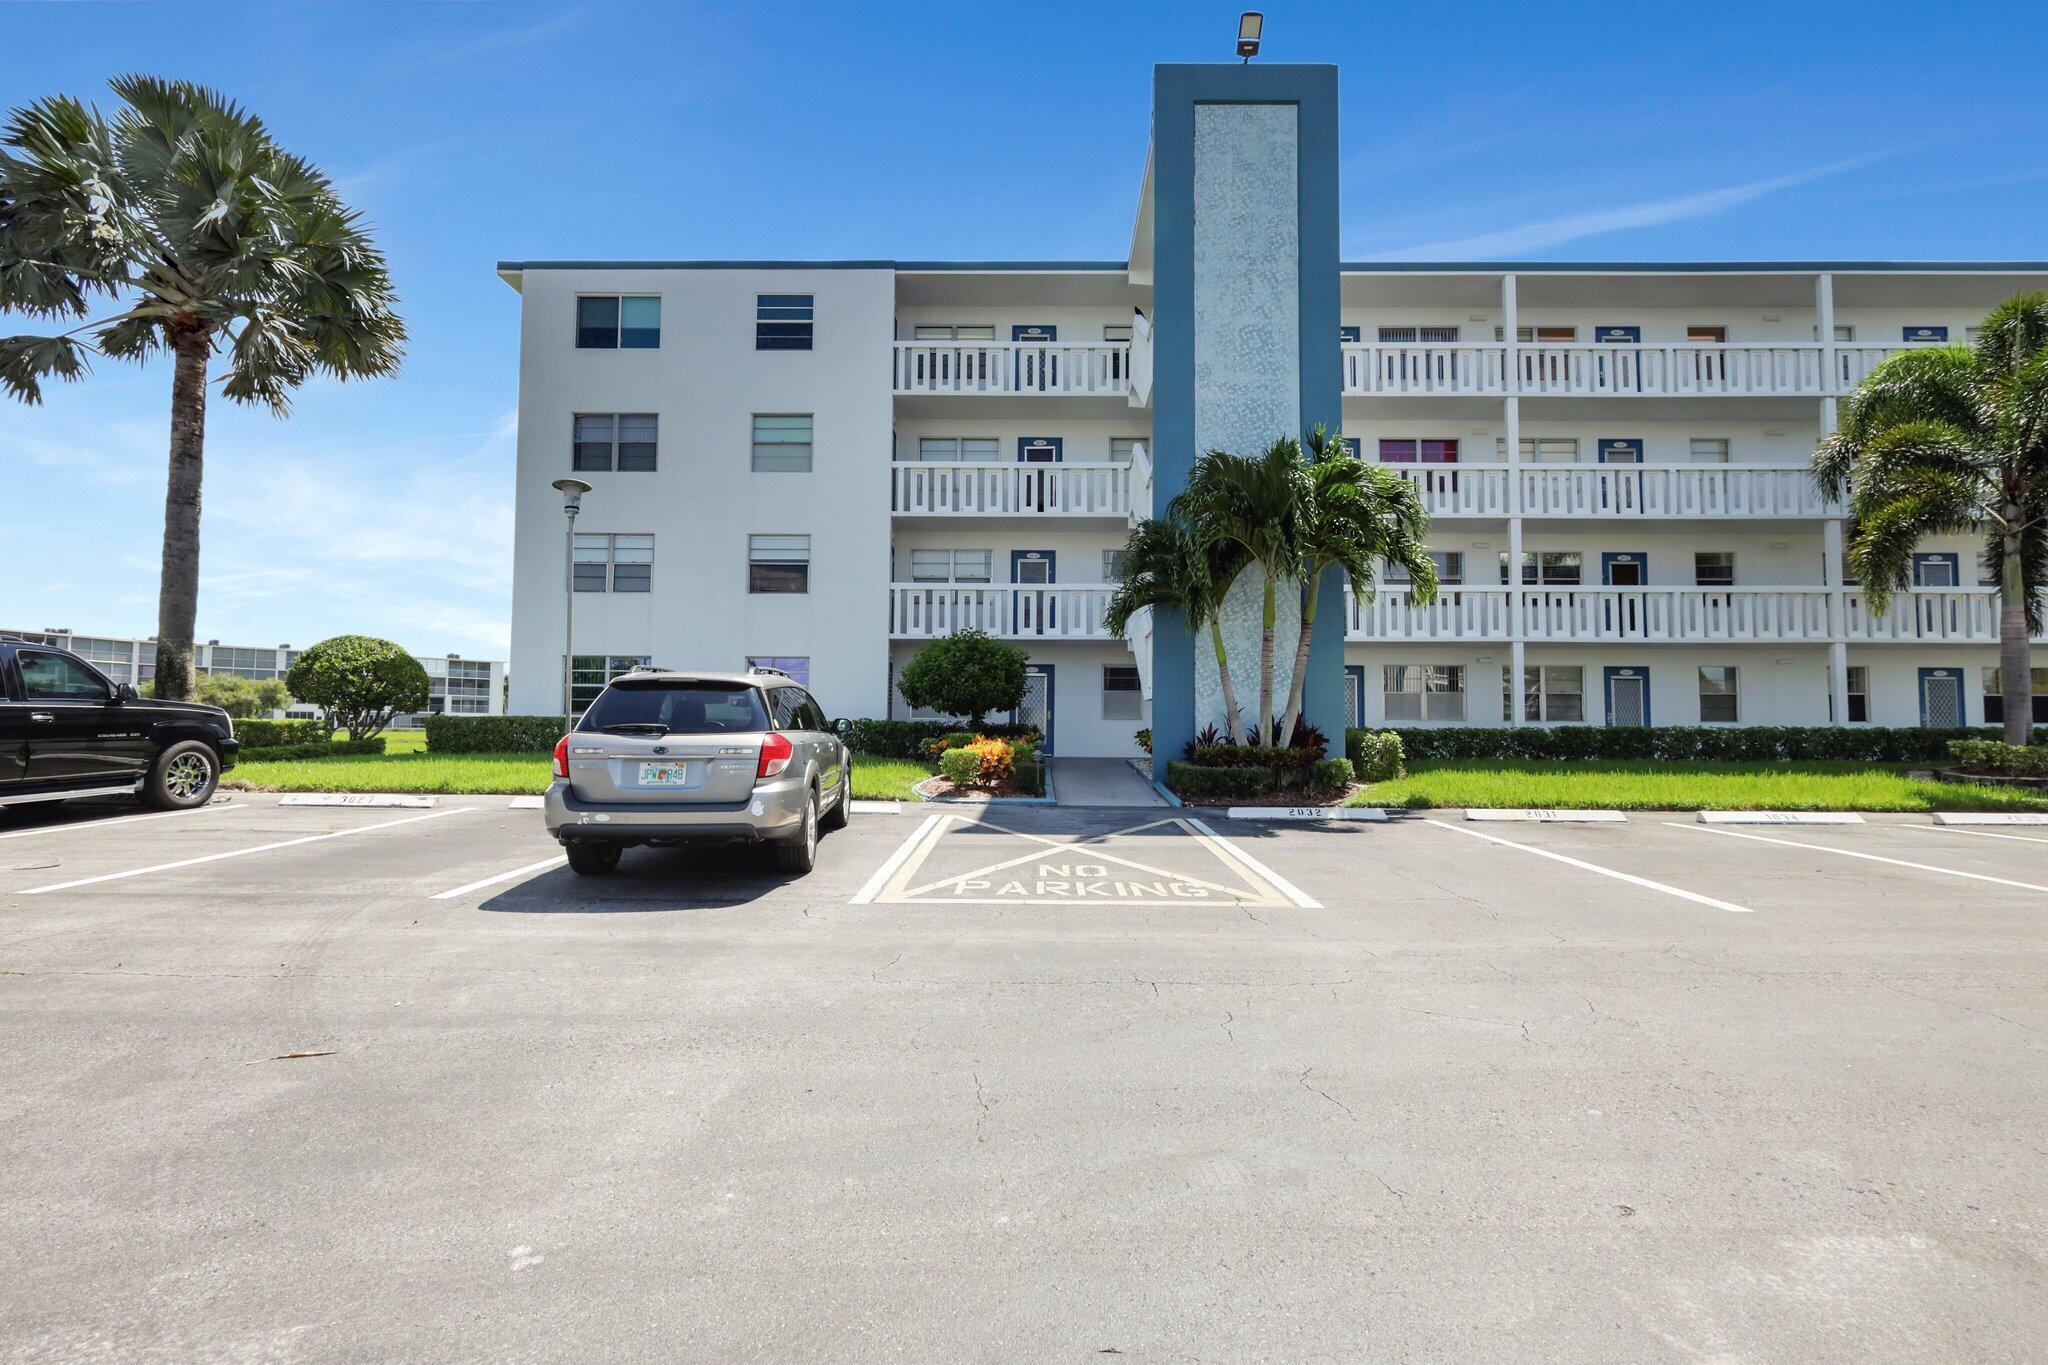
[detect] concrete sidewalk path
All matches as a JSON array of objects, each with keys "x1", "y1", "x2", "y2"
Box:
[{"x1": 1051, "y1": 756, "x2": 1167, "y2": 806}]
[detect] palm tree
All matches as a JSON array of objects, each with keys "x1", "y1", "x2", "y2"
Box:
[
  {"x1": 1105, "y1": 514, "x2": 1252, "y2": 746},
  {"x1": 1814, "y1": 293, "x2": 2048, "y2": 745},
  {"x1": 1172, "y1": 436, "x2": 1308, "y2": 746},
  {"x1": 0, "y1": 76, "x2": 404, "y2": 698},
  {"x1": 1274, "y1": 427, "x2": 1438, "y2": 745}
]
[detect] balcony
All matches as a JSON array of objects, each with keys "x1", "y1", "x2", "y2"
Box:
[
  {"x1": 892, "y1": 460, "x2": 1141, "y2": 519},
  {"x1": 892, "y1": 342, "x2": 1130, "y2": 397},
  {"x1": 1342, "y1": 343, "x2": 1904, "y2": 399},
  {"x1": 1347, "y1": 585, "x2": 2046, "y2": 645},
  {"x1": 889, "y1": 584, "x2": 1116, "y2": 640},
  {"x1": 1383, "y1": 463, "x2": 1837, "y2": 519}
]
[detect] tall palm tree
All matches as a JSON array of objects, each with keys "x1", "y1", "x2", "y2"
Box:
[
  {"x1": 1274, "y1": 427, "x2": 1438, "y2": 745},
  {"x1": 0, "y1": 76, "x2": 404, "y2": 698},
  {"x1": 1172, "y1": 436, "x2": 1308, "y2": 746},
  {"x1": 1814, "y1": 292, "x2": 2048, "y2": 745},
  {"x1": 1105, "y1": 514, "x2": 1252, "y2": 746}
]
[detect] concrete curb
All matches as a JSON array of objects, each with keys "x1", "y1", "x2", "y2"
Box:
[
  {"x1": 1466, "y1": 808, "x2": 1626, "y2": 823},
  {"x1": 1697, "y1": 811, "x2": 1865, "y2": 824}
]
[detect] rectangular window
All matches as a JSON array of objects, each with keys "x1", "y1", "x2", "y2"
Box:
[
  {"x1": 1382, "y1": 664, "x2": 1465, "y2": 722},
  {"x1": 1102, "y1": 665, "x2": 1142, "y2": 720},
  {"x1": 1689, "y1": 437, "x2": 1731, "y2": 464},
  {"x1": 1694, "y1": 551, "x2": 1736, "y2": 586},
  {"x1": 1495, "y1": 325, "x2": 1577, "y2": 342},
  {"x1": 916, "y1": 436, "x2": 1001, "y2": 462},
  {"x1": 1699, "y1": 666, "x2": 1739, "y2": 723},
  {"x1": 1496, "y1": 437, "x2": 1580, "y2": 463},
  {"x1": 1687, "y1": 325, "x2": 1728, "y2": 343},
  {"x1": 1504, "y1": 551, "x2": 1582, "y2": 586},
  {"x1": 1103, "y1": 549, "x2": 1130, "y2": 582},
  {"x1": 573, "y1": 534, "x2": 654, "y2": 592},
  {"x1": 569, "y1": 654, "x2": 651, "y2": 713},
  {"x1": 911, "y1": 323, "x2": 995, "y2": 341},
  {"x1": 1377, "y1": 325, "x2": 1461, "y2": 343},
  {"x1": 1982, "y1": 667, "x2": 2048, "y2": 724},
  {"x1": 573, "y1": 413, "x2": 658, "y2": 472},
  {"x1": 1385, "y1": 550, "x2": 1463, "y2": 586},
  {"x1": 747, "y1": 656, "x2": 811, "y2": 686},
  {"x1": 909, "y1": 548, "x2": 992, "y2": 583},
  {"x1": 1102, "y1": 323, "x2": 1133, "y2": 343},
  {"x1": 1377, "y1": 438, "x2": 1459, "y2": 464},
  {"x1": 751, "y1": 414, "x2": 813, "y2": 473},
  {"x1": 576, "y1": 295, "x2": 659, "y2": 349},
  {"x1": 1912, "y1": 553, "x2": 1959, "y2": 587},
  {"x1": 1846, "y1": 665, "x2": 1869, "y2": 723},
  {"x1": 1509, "y1": 665, "x2": 1584, "y2": 723},
  {"x1": 748, "y1": 534, "x2": 810, "y2": 593},
  {"x1": 1109, "y1": 437, "x2": 1144, "y2": 464},
  {"x1": 756, "y1": 294, "x2": 814, "y2": 351}
]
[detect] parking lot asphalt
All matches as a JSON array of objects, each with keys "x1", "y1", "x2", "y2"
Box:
[{"x1": 3, "y1": 794, "x2": 2046, "y2": 1360}]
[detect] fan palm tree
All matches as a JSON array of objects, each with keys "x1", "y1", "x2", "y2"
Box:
[
  {"x1": 1105, "y1": 514, "x2": 1252, "y2": 746},
  {"x1": 1274, "y1": 427, "x2": 1438, "y2": 746},
  {"x1": 1172, "y1": 436, "x2": 1309, "y2": 746},
  {"x1": 1814, "y1": 292, "x2": 2048, "y2": 745},
  {"x1": 0, "y1": 76, "x2": 404, "y2": 698}
]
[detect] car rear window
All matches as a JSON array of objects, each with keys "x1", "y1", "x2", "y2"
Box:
[{"x1": 581, "y1": 682, "x2": 768, "y2": 734}]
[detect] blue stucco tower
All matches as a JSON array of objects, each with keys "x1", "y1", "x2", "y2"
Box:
[{"x1": 1148, "y1": 63, "x2": 1346, "y2": 781}]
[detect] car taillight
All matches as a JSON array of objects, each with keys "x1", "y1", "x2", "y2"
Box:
[
  {"x1": 757, "y1": 731, "x2": 793, "y2": 779},
  {"x1": 552, "y1": 734, "x2": 570, "y2": 779}
]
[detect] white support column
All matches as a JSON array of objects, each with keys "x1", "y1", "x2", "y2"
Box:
[
  {"x1": 1502, "y1": 274, "x2": 1524, "y2": 727},
  {"x1": 1816, "y1": 271, "x2": 1838, "y2": 401},
  {"x1": 1824, "y1": 477, "x2": 1850, "y2": 727}
]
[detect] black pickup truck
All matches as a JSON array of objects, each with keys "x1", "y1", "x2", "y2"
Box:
[{"x1": 0, "y1": 637, "x2": 238, "y2": 812}]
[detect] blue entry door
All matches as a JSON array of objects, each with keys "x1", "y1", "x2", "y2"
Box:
[
  {"x1": 1605, "y1": 666, "x2": 1651, "y2": 727},
  {"x1": 1011, "y1": 664, "x2": 1054, "y2": 754},
  {"x1": 1012, "y1": 550, "x2": 1055, "y2": 635},
  {"x1": 1013, "y1": 324, "x2": 1057, "y2": 391},
  {"x1": 1601, "y1": 552, "x2": 1647, "y2": 585},
  {"x1": 1344, "y1": 664, "x2": 1366, "y2": 728},
  {"x1": 1919, "y1": 667, "x2": 1964, "y2": 728}
]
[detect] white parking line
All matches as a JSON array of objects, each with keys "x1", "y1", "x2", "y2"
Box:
[
  {"x1": 1182, "y1": 818, "x2": 1320, "y2": 908},
  {"x1": 0, "y1": 802, "x2": 226, "y2": 842},
  {"x1": 21, "y1": 807, "x2": 479, "y2": 895},
  {"x1": 1426, "y1": 819, "x2": 1751, "y2": 913},
  {"x1": 1925, "y1": 824, "x2": 2048, "y2": 847},
  {"x1": 1672, "y1": 822, "x2": 2048, "y2": 894},
  {"x1": 851, "y1": 812, "x2": 946, "y2": 904},
  {"x1": 430, "y1": 855, "x2": 567, "y2": 900}
]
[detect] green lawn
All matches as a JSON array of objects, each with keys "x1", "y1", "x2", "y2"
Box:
[
  {"x1": 227, "y1": 744, "x2": 930, "y2": 800},
  {"x1": 1347, "y1": 759, "x2": 2048, "y2": 813}
]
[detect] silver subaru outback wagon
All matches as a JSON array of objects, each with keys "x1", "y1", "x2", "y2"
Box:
[{"x1": 543, "y1": 667, "x2": 851, "y2": 876}]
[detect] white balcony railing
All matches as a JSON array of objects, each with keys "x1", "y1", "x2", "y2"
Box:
[
  {"x1": 1341, "y1": 343, "x2": 1907, "y2": 399},
  {"x1": 892, "y1": 342, "x2": 1130, "y2": 397},
  {"x1": 889, "y1": 584, "x2": 1116, "y2": 639},
  {"x1": 1346, "y1": 585, "x2": 2048, "y2": 644},
  {"x1": 891, "y1": 462, "x2": 1136, "y2": 517},
  {"x1": 1383, "y1": 463, "x2": 1838, "y2": 518}
]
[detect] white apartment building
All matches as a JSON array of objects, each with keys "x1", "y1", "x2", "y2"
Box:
[
  {"x1": 501, "y1": 62, "x2": 2048, "y2": 768},
  {"x1": 4, "y1": 629, "x2": 506, "y2": 726}
]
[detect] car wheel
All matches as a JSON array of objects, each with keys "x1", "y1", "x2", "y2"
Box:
[
  {"x1": 821, "y1": 759, "x2": 851, "y2": 831},
  {"x1": 142, "y1": 740, "x2": 219, "y2": 810},
  {"x1": 771, "y1": 790, "x2": 819, "y2": 875},
  {"x1": 565, "y1": 842, "x2": 622, "y2": 876}
]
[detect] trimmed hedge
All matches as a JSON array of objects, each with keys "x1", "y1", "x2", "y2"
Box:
[
  {"x1": 1346, "y1": 730, "x2": 1406, "y2": 783},
  {"x1": 1312, "y1": 757, "x2": 1356, "y2": 791},
  {"x1": 240, "y1": 737, "x2": 386, "y2": 761},
  {"x1": 1948, "y1": 740, "x2": 2048, "y2": 777},
  {"x1": 1351, "y1": 725, "x2": 2046, "y2": 764},
  {"x1": 1165, "y1": 762, "x2": 1276, "y2": 801},
  {"x1": 425, "y1": 715, "x2": 566, "y2": 754},
  {"x1": 938, "y1": 748, "x2": 981, "y2": 785},
  {"x1": 233, "y1": 718, "x2": 328, "y2": 748},
  {"x1": 841, "y1": 718, "x2": 1042, "y2": 759}
]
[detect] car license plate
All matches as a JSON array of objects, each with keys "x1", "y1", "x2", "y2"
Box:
[{"x1": 638, "y1": 761, "x2": 691, "y2": 786}]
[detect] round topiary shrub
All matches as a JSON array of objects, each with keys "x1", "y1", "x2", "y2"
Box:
[
  {"x1": 284, "y1": 634, "x2": 431, "y2": 740},
  {"x1": 895, "y1": 630, "x2": 1029, "y2": 728}
]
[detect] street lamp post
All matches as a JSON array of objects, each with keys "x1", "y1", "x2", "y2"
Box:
[{"x1": 551, "y1": 478, "x2": 593, "y2": 731}]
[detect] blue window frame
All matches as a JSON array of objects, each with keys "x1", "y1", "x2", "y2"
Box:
[{"x1": 757, "y1": 294, "x2": 814, "y2": 351}]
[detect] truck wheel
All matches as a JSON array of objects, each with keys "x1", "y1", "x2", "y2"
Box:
[
  {"x1": 142, "y1": 740, "x2": 219, "y2": 810},
  {"x1": 565, "y1": 843, "x2": 621, "y2": 876},
  {"x1": 770, "y1": 791, "x2": 819, "y2": 875}
]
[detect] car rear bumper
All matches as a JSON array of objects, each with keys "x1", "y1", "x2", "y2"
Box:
[{"x1": 543, "y1": 774, "x2": 810, "y2": 844}]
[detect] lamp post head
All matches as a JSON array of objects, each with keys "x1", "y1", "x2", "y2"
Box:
[
  {"x1": 1236, "y1": 11, "x2": 1263, "y2": 60},
  {"x1": 551, "y1": 477, "x2": 593, "y2": 515}
]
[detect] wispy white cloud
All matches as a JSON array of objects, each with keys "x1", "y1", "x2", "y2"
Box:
[
  {"x1": 1367, "y1": 152, "x2": 1894, "y2": 260},
  {"x1": 408, "y1": 8, "x2": 588, "y2": 71}
]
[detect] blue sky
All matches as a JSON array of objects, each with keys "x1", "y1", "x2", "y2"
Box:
[{"x1": 3, "y1": 0, "x2": 2043, "y2": 656}]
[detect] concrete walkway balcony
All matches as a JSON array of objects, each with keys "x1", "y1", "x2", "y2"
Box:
[
  {"x1": 1341, "y1": 343, "x2": 1904, "y2": 398},
  {"x1": 1383, "y1": 463, "x2": 1839, "y2": 519},
  {"x1": 891, "y1": 460, "x2": 1142, "y2": 519},
  {"x1": 892, "y1": 342, "x2": 1131, "y2": 397},
  {"x1": 889, "y1": 584, "x2": 1117, "y2": 639}
]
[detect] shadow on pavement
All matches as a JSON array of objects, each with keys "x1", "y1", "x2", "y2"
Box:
[{"x1": 479, "y1": 843, "x2": 801, "y2": 913}]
